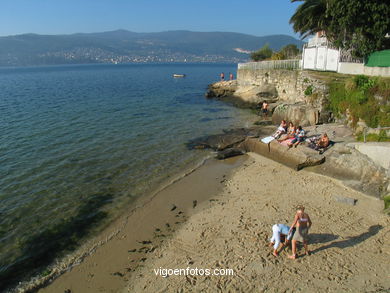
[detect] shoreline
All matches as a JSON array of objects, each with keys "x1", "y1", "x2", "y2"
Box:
[
  {"x1": 28, "y1": 155, "x2": 248, "y2": 293},
  {"x1": 125, "y1": 153, "x2": 390, "y2": 293}
]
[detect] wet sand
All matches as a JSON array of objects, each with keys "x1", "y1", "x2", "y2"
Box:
[
  {"x1": 38, "y1": 156, "x2": 247, "y2": 293},
  {"x1": 124, "y1": 153, "x2": 390, "y2": 293}
]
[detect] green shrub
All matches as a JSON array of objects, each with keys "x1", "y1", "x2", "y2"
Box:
[
  {"x1": 304, "y1": 85, "x2": 314, "y2": 96},
  {"x1": 384, "y1": 195, "x2": 390, "y2": 210},
  {"x1": 356, "y1": 132, "x2": 390, "y2": 142},
  {"x1": 329, "y1": 76, "x2": 390, "y2": 128}
]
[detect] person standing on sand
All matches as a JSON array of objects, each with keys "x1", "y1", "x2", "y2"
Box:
[
  {"x1": 269, "y1": 224, "x2": 296, "y2": 256},
  {"x1": 229, "y1": 72, "x2": 234, "y2": 80},
  {"x1": 288, "y1": 205, "x2": 312, "y2": 259},
  {"x1": 220, "y1": 72, "x2": 225, "y2": 81}
]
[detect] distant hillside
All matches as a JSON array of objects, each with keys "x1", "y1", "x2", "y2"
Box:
[{"x1": 0, "y1": 30, "x2": 304, "y2": 66}]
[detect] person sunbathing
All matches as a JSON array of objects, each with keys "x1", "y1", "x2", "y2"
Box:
[
  {"x1": 269, "y1": 224, "x2": 296, "y2": 256},
  {"x1": 317, "y1": 133, "x2": 330, "y2": 148},
  {"x1": 272, "y1": 120, "x2": 287, "y2": 139},
  {"x1": 278, "y1": 122, "x2": 296, "y2": 142},
  {"x1": 287, "y1": 126, "x2": 305, "y2": 148}
]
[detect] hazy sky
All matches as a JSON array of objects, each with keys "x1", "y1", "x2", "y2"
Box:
[{"x1": 0, "y1": 0, "x2": 301, "y2": 37}]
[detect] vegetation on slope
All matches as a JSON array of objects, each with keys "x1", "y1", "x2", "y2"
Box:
[{"x1": 327, "y1": 74, "x2": 390, "y2": 141}]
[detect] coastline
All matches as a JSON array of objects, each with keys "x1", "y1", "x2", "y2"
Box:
[
  {"x1": 31, "y1": 155, "x2": 248, "y2": 293},
  {"x1": 124, "y1": 153, "x2": 390, "y2": 293}
]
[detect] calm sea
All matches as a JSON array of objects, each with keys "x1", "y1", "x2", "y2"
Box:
[{"x1": 0, "y1": 63, "x2": 253, "y2": 288}]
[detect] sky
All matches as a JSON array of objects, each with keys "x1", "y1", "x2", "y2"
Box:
[{"x1": 0, "y1": 0, "x2": 302, "y2": 38}]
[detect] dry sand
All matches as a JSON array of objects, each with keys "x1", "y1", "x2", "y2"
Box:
[{"x1": 124, "y1": 153, "x2": 390, "y2": 293}]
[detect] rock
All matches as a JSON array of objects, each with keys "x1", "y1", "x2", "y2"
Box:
[
  {"x1": 216, "y1": 148, "x2": 245, "y2": 160},
  {"x1": 234, "y1": 84, "x2": 279, "y2": 105},
  {"x1": 254, "y1": 120, "x2": 273, "y2": 126},
  {"x1": 240, "y1": 138, "x2": 325, "y2": 170},
  {"x1": 186, "y1": 127, "x2": 272, "y2": 151},
  {"x1": 333, "y1": 195, "x2": 357, "y2": 205},
  {"x1": 205, "y1": 80, "x2": 238, "y2": 98},
  {"x1": 272, "y1": 103, "x2": 320, "y2": 126},
  {"x1": 313, "y1": 145, "x2": 390, "y2": 198}
]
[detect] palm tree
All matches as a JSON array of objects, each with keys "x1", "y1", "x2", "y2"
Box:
[{"x1": 289, "y1": 0, "x2": 330, "y2": 39}]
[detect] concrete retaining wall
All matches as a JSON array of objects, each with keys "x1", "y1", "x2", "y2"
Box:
[{"x1": 338, "y1": 62, "x2": 390, "y2": 77}]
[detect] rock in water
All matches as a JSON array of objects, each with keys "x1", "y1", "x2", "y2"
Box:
[{"x1": 216, "y1": 148, "x2": 245, "y2": 160}]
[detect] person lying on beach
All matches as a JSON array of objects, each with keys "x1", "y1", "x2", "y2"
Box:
[
  {"x1": 307, "y1": 133, "x2": 331, "y2": 153},
  {"x1": 272, "y1": 120, "x2": 287, "y2": 139},
  {"x1": 316, "y1": 133, "x2": 330, "y2": 148},
  {"x1": 269, "y1": 223, "x2": 296, "y2": 256},
  {"x1": 288, "y1": 205, "x2": 312, "y2": 259},
  {"x1": 287, "y1": 126, "x2": 305, "y2": 148},
  {"x1": 278, "y1": 122, "x2": 296, "y2": 142}
]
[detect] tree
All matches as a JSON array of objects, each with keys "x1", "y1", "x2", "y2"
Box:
[
  {"x1": 327, "y1": 0, "x2": 390, "y2": 58},
  {"x1": 279, "y1": 44, "x2": 300, "y2": 59},
  {"x1": 289, "y1": 0, "x2": 330, "y2": 39},
  {"x1": 289, "y1": 0, "x2": 390, "y2": 58},
  {"x1": 250, "y1": 44, "x2": 273, "y2": 61}
]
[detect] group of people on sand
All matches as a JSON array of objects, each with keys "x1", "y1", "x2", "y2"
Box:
[
  {"x1": 272, "y1": 120, "x2": 330, "y2": 150},
  {"x1": 269, "y1": 205, "x2": 312, "y2": 259}
]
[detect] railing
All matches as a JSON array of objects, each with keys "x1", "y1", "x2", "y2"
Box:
[
  {"x1": 363, "y1": 126, "x2": 390, "y2": 142},
  {"x1": 238, "y1": 59, "x2": 301, "y2": 70}
]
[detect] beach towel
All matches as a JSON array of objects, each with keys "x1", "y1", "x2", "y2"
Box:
[
  {"x1": 261, "y1": 136, "x2": 275, "y2": 144},
  {"x1": 279, "y1": 138, "x2": 294, "y2": 146}
]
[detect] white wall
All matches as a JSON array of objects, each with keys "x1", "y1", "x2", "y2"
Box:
[
  {"x1": 338, "y1": 62, "x2": 364, "y2": 75},
  {"x1": 303, "y1": 46, "x2": 339, "y2": 72},
  {"x1": 364, "y1": 66, "x2": 390, "y2": 77}
]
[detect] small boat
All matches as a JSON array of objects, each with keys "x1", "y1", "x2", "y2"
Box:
[{"x1": 173, "y1": 74, "x2": 186, "y2": 78}]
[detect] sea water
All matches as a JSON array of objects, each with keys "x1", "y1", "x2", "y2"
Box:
[{"x1": 0, "y1": 63, "x2": 253, "y2": 288}]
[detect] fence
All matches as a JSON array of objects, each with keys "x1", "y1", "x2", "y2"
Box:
[{"x1": 238, "y1": 59, "x2": 301, "y2": 70}]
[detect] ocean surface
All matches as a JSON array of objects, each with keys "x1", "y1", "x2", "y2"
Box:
[{"x1": 0, "y1": 63, "x2": 254, "y2": 288}]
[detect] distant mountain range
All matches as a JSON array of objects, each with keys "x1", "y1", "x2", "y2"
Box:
[{"x1": 0, "y1": 30, "x2": 304, "y2": 66}]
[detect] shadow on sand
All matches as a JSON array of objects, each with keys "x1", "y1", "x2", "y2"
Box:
[{"x1": 311, "y1": 225, "x2": 383, "y2": 254}]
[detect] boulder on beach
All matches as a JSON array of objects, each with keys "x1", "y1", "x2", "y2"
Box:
[{"x1": 272, "y1": 102, "x2": 320, "y2": 126}]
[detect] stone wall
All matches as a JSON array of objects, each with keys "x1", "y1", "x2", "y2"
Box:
[
  {"x1": 236, "y1": 68, "x2": 331, "y2": 125},
  {"x1": 237, "y1": 68, "x2": 328, "y2": 105}
]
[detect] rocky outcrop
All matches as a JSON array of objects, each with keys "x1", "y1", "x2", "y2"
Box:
[
  {"x1": 206, "y1": 68, "x2": 333, "y2": 125},
  {"x1": 186, "y1": 127, "x2": 273, "y2": 151},
  {"x1": 216, "y1": 148, "x2": 245, "y2": 160},
  {"x1": 205, "y1": 80, "x2": 238, "y2": 99},
  {"x1": 272, "y1": 103, "x2": 320, "y2": 126},
  {"x1": 309, "y1": 143, "x2": 390, "y2": 198},
  {"x1": 233, "y1": 84, "x2": 278, "y2": 105},
  {"x1": 240, "y1": 138, "x2": 326, "y2": 170}
]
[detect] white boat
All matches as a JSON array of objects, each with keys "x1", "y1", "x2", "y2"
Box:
[{"x1": 173, "y1": 74, "x2": 186, "y2": 78}]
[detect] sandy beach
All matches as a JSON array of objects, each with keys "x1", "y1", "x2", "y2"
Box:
[
  {"x1": 124, "y1": 153, "x2": 389, "y2": 293},
  {"x1": 37, "y1": 152, "x2": 390, "y2": 293}
]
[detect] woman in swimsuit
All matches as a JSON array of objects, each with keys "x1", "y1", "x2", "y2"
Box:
[
  {"x1": 288, "y1": 205, "x2": 312, "y2": 259},
  {"x1": 278, "y1": 122, "x2": 295, "y2": 142}
]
